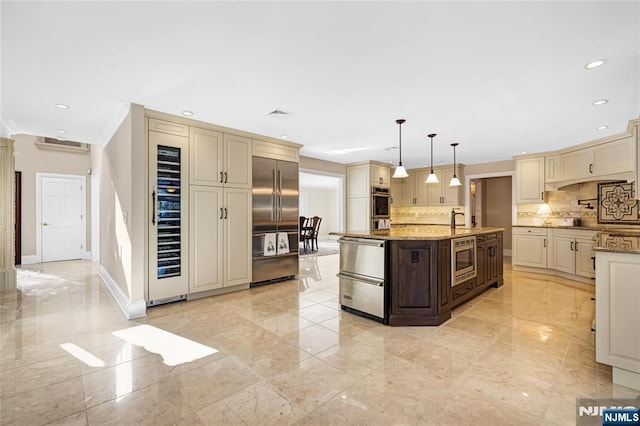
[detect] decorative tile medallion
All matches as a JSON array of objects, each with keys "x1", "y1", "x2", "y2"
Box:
[{"x1": 597, "y1": 182, "x2": 639, "y2": 224}]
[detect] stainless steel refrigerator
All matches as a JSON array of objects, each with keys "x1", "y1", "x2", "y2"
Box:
[{"x1": 251, "y1": 156, "x2": 299, "y2": 285}]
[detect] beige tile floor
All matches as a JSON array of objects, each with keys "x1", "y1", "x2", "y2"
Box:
[{"x1": 1, "y1": 254, "x2": 639, "y2": 425}]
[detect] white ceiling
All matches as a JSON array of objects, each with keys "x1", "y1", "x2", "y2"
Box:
[
  {"x1": 2, "y1": 1, "x2": 639, "y2": 169},
  {"x1": 299, "y1": 172, "x2": 341, "y2": 189}
]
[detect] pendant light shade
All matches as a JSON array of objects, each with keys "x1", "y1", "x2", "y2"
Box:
[
  {"x1": 449, "y1": 142, "x2": 462, "y2": 187},
  {"x1": 425, "y1": 133, "x2": 439, "y2": 184},
  {"x1": 392, "y1": 119, "x2": 409, "y2": 178}
]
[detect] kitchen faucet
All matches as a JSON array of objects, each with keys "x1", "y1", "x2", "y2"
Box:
[{"x1": 451, "y1": 209, "x2": 464, "y2": 229}]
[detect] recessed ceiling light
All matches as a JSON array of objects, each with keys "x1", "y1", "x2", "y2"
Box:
[
  {"x1": 592, "y1": 99, "x2": 608, "y2": 106},
  {"x1": 55, "y1": 103, "x2": 69, "y2": 109},
  {"x1": 182, "y1": 111, "x2": 193, "y2": 116},
  {"x1": 585, "y1": 60, "x2": 606, "y2": 69},
  {"x1": 281, "y1": 135, "x2": 288, "y2": 139},
  {"x1": 596, "y1": 125, "x2": 608, "y2": 130},
  {"x1": 56, "y1": 129, "x2": 67, "y2": 134},
  {"x1": 521, "y1": 151, "x2": 528, "y2": 154}
]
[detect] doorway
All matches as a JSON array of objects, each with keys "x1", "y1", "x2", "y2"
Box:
[
  {"x1": 465, "y1": 173, "x2": 514, "y2": 256},
  {"x1": 37, "y1": 173, "x2": 86, "y2": 262},
  {"x1": 299, "y1": 170, "x2": 344, "y2": 245}
]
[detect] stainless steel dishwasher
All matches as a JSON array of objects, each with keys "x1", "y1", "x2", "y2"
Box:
[{"x1": 337, "y1": 237, "x2": 387, "y2": 323}]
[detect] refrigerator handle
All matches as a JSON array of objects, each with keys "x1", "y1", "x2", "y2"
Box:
[
  {"x1": 277, "y1": 169, "x2": 282, "y2": 222},
  {"x1": 272, "y1": 169, "x2": 276, "y2": 221}
]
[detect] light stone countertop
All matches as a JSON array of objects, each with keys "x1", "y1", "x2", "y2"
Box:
[
  {"x1": 330, "y1": 225, "x2": 504, "y2": 241},
  {"x1": 593, "y1": 232, "x2": 640, "y2": 255}
]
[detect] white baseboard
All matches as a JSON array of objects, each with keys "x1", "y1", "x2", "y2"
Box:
[
  {"x1": 84, "y1": 251, "x2": 92, "y2": 261},
  {"x1": 99, "y1": 265, "x2": 146, "y2": 319},
  {"x1": 20, "y1": 255, "x2": 39, "y2": 265}
]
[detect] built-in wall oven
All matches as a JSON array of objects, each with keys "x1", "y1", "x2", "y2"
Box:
[
  {"x1": 337, "y1": 237, "x2": 387, "y2": 323},
  {"x1": 371, "y1": 187, "x2": 390, "y2": 231},
  {"x1": 451, "y1": 236, "x2": 477, "y2": 286}
]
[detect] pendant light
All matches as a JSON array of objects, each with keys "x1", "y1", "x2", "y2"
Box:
[
  {"x1": 392, "y1": 119, "x2": 409, "y2": 178},
  {"x1": 425, "y1": 133, "x2": 439, "y2": 184},
  {"x1": 449, "y1": 142, "x2": 462, "y2": 187}
]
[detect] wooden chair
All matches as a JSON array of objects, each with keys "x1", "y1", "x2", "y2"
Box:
[
  {"x1": 308, "y1": 216, "x2": 322, "y2": 252},
  {"x1": 299, "y1": 216, "x2": 310, "y2": 253}
]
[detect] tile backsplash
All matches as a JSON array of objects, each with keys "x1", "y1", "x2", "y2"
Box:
[
  {"x1": 517, "y1": 181, "x2": 639, "y2": 228},
  {"x1": 391, "y1": 205, "x2": 465, "y2": 226}
]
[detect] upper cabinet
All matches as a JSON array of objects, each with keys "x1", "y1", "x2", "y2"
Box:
[
  {"x1": 515, "y1": 157, "x2": 545, "y2": 204},
  {"x1": 346, "y1": 162, "x2": 392, "y2": 198},
  {"x1": 370, "y1": 164, "x2": 391, "y2": 187},
  {"x1": 391, "y1": 165, "x2": 464, "y2": 206},
  {"x1": 189, "y1": 127, "x2": 251, "y2": 188}
]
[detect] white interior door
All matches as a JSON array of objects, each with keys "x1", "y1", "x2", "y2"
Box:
[{"x1": 41, "y1": 175, "x2": 85, "y2": 262}]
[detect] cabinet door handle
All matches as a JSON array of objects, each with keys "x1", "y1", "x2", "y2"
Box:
[
  {"x1": 589, "y1": 164, "x2": 593, "y2": 174},
  {"x1": 570, "y1": 241, "x2": 574, "y2": 251},
  {"x1": 379, "y1": 177, "x2": 383, "y2": 184},
  {"x1": 544, "y1": 238, "x2": 547, "y2": 248},
  {"x1": 591, "y1": 256, "x2": 596, "y2": 270},
  {"x1": 541, "y1": 192, "x2": 544, "y2": 201},
  {"x1": 224, "y1": 207, "x2": 228, "y2": 219},
  {"x1": 224, "y1": 171, "x2": 228, "y2": 183},
  {"x1": 575, "y1": 242, "x2": 579, "y2": 252},
  {"x1": 151, "y1": 190, "x2": 156, "y2": 226},
  {"x1": 220, "y1": 171, "x2": 224, "y2": 183},
  {"x1": 220, "y1": 208, "x2": 224, "y2": 219}
]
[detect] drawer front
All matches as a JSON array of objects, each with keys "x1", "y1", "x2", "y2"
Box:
[
  {"x1": 513, "y1": 227, "x2": 547, "y2": 236},
  {"x1": 452, "y1": 280, "x2": 475, "y2": 301},
  {"x1": 339, "y1": 238, "x2": 386, "y2": 279},
  {"x1": 339, "y1": 276, "x2": 385, "y2": 319}
]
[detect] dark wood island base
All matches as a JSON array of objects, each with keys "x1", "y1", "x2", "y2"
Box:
[{"x1": 388, "y1": 232, "x2": 503, "y2": 326}]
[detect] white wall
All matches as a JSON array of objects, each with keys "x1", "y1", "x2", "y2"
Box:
[{"x1": 300, "y1": 187, "x2": 339, "y2": 236}]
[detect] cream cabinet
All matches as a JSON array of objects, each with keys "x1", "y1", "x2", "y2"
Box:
[
  {"x1": 392, "y1": 166, "x2": 464, "y2": 206},
  {"x1": 548, "y1": 229, "x2": 597, "y2": 279},
  {"x1": 512, "y1": 227, "x2": 548, "y2": 268},
  {"x1": 596, "y1": 251, "x2": 640, "y2": 390},
  {"x1": 347, "y1": 162, "x2": 392, "y2": 198},
  {"x1": 550, "y1": 138, "x2": 635, "y2": 184},
  {"x1": 346, "y1": 197, "x2": 370, "y2": 231},
  {"x1": 515, "y1": 157, "x2": 545, "y2": 204},
  {"x1": 189, "y1": 127, "x2": 251, "y2": 188},
  {"x1": 189, "y1": 186, "x2": 251, "y2": 293},
  {"x1": 427, "y1": 167, "x2": 464, "y2": 206},
  {"x1": 371, "y1": 164, "x2": 391, "y2": 186}
]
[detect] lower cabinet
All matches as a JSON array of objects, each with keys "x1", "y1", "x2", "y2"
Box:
[
  {"x1": 513, "y1": 227, "x2": 548, "y2": 268},
  {"x1": 475, "y1": 232, "x2": 503, "y2": 294},
  {"x1": 189, "y1": 186, "x2": 251, "y2": 293},
  {"x1": 548, "y1": 229, "x2": 597, "y2": 279}
]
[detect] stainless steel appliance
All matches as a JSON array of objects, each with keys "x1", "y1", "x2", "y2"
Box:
[
  {"x1": 251, "y1": 157, "x2": 299, "y2": 286},
  {"x1": 371, "y1": 186, "x2": 391, "y2": 231},
  {"x1": 451, "y1": 236, "x2": 477, "y2": 286},
  {"x1": 338, "y1": 237, "x2": 387, "y2": 322}
]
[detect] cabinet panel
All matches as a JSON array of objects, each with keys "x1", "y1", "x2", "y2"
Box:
[
  {"x1": 223, "y1": 134, "x2": 252, "y2": 188},
  {"x1": 371, "y1": 164, "x2": 391, "y2": 187},
  {"x1": 414, "y1": 170, "x2": 429, "y2": 205},
  {"x1": 148, "y1": 118, "x2": 189, "y2": 137},
  {"x1": 224, "y1": 188, "x2": 252, "y2": 286},
  {"x1": 575, "y1": 237, "x2": 596, "y2": 279},
  {"x1": 485, "y1": 235, "x2": 500, "y2": 285},
  {"x1": 347, "y1": 165, "x2": 369, "y2": 198},
  {"x1": 513, "y1": 231, "x2": 547, "y2": 268},
  {"x1": 390, "y1": 176, "x2": 407, "y2": 206},
  {"x1": 390, "y1": 241, "x2": 437, "y2": 316},
  {"x1": 190, "y1": 127, "x2": 223, "y2": 185},
  {"x1": 559, "y1": 149, "x2": 593, "y2": 180},
  {"x1": 593, "y1": 138, "x2": 635, "y2": 176},
  {"x1": 347, "y1": 198, "x2": 370, "y2": 231},
  {"x1": 441, "y1": 168, "x2": 461, "y2": 205},
  {"x1": 189, "y1": 186, "x2": 224, "y2": 292},
  {"x1": 550, "y1": 235, "x2": 575, "y2": 274},
  {"x1": 515, "y1": 157, "x2": 544, "y2": 204}
]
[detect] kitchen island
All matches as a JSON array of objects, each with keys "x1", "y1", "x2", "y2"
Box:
[{"x1": 331, "y1": 226, "x2": 504, "y2": 326}]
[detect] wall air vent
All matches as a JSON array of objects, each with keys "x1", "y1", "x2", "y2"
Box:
[
  {"x1": 35, "y1": 137, "x2": 90, "y2": 154},
  {"x1": 267, "y1": 109, "x2": 293, "y2": 119}
]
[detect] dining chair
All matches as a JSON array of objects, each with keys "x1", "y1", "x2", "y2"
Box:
[
  {"x1": 309, "y1": 216, "x2": 322, "y2": 252},
  {"x1": 299, "y1": 216, "x2": 310, "y2": 253}
]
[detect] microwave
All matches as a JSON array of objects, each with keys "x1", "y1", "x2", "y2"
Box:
[
  {"x1": 451, "y1": 236, "x2": 476, "y2": 286},
  {"x1": 371, "y1": 187, "x2": 390, "y2": 218}
]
